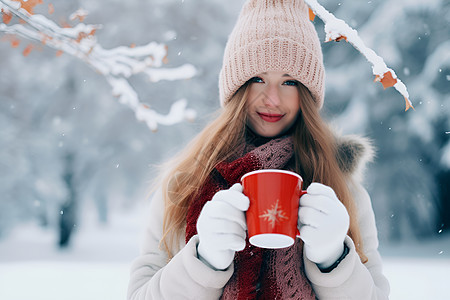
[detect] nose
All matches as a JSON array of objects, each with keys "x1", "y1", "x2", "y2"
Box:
[{"x1": 262, "y1": 84, "x2": 281, "y2": 107}]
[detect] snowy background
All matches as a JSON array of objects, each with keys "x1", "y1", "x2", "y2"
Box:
[{"x1": 0, "y1": 0, "x2": 449, "y2": 299}]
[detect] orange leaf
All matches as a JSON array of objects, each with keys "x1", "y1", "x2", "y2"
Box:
[
  {"x1": 1, "y1": 35, "x2": 20, "y2": 48},
  {"x1": 75, "y1": 15, "x2": 86, "y2": 22},
  {"x1": 60, "y1": 20, "x2": 71, "y2": 28},
  {"x1": 12, "y1": 0, "x2": 43, "y2": 14},
  {"x1": 75, "y1": 29, "x2": 96, "y2": 43},
  {"x1": 48, "y1": 3, "x2": 55, "y2": 15},
  {"x1": 162, "y1": 45, "x2": 169, "y2": 64},
  {"x1": 70, "y1": 9, "x2": 88, "y2": 22},
  {"x1": 7, "y1": 36, "x2": 21, "y2": 48},
  {"x1": 130, "y1": 43, "x2": 136, "y2": 48},
  {"x1": 55, "y1": 50, "x2": 63, "y2": 57},
  {"x1": 335, "y1": 35, "x2": 347, "y2": 42},
  {"x1": 326, "y1": 35, "x2": 347, "y2": 42},
  {"x1": 23, "y1": 44, "x2": 33, "y2": 56},
  {"x1": 2, "y1": 9, "x2": 13, "y2": 24},
  {"x1": 75, "y1": 32, "x2": 86, "y2": 43},
  {"x1": 41, "y1": 34, "x2": 52, "y2": 45},
  {"x1": 375, "y1": 71, "x2": 397, "y2": 89},
  {"x1": 308, "y1": 8, "x2": 315, "y2": 22},
  {"x1": 404, "y1": 97, "x2": 415, "y2": 112}
]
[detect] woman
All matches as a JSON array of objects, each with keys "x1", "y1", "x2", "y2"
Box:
[{"x1": 127, "y1": 0, "x2": 390, "y2": 299}]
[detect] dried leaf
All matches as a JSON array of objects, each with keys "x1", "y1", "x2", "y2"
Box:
[
  {"x1": 326, "y1": 35, "x2": 347, "y2": 42},
  {"x1": 12, "y1": 0, "x2": 43, "y2": 15},
  {"x1": 60, "y1": 20, "x2": 71, "y2": 28},
  {"x1": 75, "y1": 29, "x2": 96, "y2": 43},
  {"x1": 4, "y1": 35, "x2": 21, "y2": 48},
  {"x1": 48, "y1": 3, "x2": 54, "y2": 15},
  {"x1": 55, "y1": 50, "x2": 63, "y2": 57},
  {"x1": 12, "y1": 39, "x2": 21, "y2": 48},
  {"x1": 70, "y1": 9, "x2": 88, "y2": 22},
  {"x1": 308, "y1": 8, "x2": 315, "y2": 22},
  {"x1": 2, "y1": 9, "x2": 13, "y2": 24},
  {"x1": 23, "y1": 44, "x2": 33, "y2": 56},
  {"x1": 404, "y1": 97, "x2": 415, "y2": 112},
  {"x1": 130, "y1": 43, "x2": 136, "y2": 48},
  {"x1": 75, "y1": 33, "x2": 84, "y2": 43},
  {"x1": 41, "y1": 34, "x2": 52, "y2": 45},
  {"x1": 375, "y1": 71, "x2": 397, "y2": 89},
  {"x1": 335, "y1": 35, "x2": 347, "y2": 42},
  {"x1": 162, "y1": 45, "x2": 169, "y2": 64}
]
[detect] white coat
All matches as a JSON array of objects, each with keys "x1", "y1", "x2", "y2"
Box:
[{"x1": 127, "y1": 136, "x2": 390, "y2": 299}]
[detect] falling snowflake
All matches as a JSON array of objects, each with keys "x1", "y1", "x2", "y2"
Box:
[{"x1": 259, "y1": 199, "x2": 288, "y2": 228}]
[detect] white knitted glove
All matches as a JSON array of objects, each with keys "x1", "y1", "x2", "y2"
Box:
[
  {"x1": 298, "y1": 183, "x2": 350, "y2": 269},
  {"x1": 197, "y1": 183, "x2": 250, "y2": 270}
]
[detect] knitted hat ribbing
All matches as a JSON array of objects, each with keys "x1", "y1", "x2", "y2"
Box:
[{"x1": 219, "y1": 0, "x2": 325, "y2": 108}]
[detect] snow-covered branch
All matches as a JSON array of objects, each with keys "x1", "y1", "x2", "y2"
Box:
[
  {"x1": 0, "y1": 0, "x2": 197, "y2": 131},
  {"x1": 305, "y1": 0, "x2": 414, "y2": 111}
]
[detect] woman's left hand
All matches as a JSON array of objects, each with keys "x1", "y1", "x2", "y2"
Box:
[{"x1": 298, "y1": 183, "x2": 350, "y2": 269}]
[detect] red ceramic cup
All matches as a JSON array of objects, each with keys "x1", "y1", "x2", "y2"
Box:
[{"x1": 241, "y1": 169, "x2": 306, "y2": 249}]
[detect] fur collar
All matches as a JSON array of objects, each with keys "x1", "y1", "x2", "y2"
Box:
[{"x1": 336, "y1": 135, "x2": 375, "y2": 182}]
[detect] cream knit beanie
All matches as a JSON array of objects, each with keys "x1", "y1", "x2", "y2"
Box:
[{"x1": 219, "y1": 0, "x2": 325, "y2": 108}]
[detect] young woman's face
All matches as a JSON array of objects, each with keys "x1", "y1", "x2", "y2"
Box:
[{"x1": 245, "y1": 71, "x2": 301, "y2": 138}]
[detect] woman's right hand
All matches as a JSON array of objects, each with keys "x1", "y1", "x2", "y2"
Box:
[{"x1": 197, "y1": 183, "x2": 250, "y2": 270}]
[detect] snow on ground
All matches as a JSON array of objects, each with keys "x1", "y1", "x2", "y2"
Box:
[
  {"x1": 1, "y1": 206, "x2": 449, "y2": 300},
  {"x1": 383, "y1": 257, "x2": 450, "y2": 300},
  {"x1": 0, "y1": 261, "x2": 130, "y2": 300},
  {"x1": 2, "y1": 256, "x2": 450, "y2": 300}
]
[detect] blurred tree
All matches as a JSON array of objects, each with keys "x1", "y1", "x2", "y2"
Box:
[
  {"x1": 0, "y1": 0, "x2": 236, "y2": 246},
  {"x1": 321, "y1": 0, "x2": 450, "y2": 241},
  {"x1": 0, "y1": 0, "x2": 448, "y2": 248}
]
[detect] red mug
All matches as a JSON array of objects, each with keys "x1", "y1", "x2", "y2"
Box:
[{"x1": 241, "y1": 169, "x2": 306, "y2": 249}]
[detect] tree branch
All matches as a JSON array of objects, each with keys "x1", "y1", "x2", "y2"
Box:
[
  {"x1": 0, "y1": 0, "x2": 197, "y2": 131},
  {"x1": 305, "y1": 0, "x2": 414, "y2": 111}
]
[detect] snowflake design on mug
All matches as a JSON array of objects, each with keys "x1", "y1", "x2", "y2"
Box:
[{"x1": 259, "y1": 199, "x2": 288, "y2": 228}]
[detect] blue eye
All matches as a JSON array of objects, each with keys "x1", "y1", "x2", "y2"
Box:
[
  {"x1": 283, "y1": 80, "x2": 299, "y2": 86},
  {"x1": 249, "y1": 77, "x2": 264, "y2": 83}
]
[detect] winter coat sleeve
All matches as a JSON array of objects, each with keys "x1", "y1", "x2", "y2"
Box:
[
  {"x1": 127, "y1": 189, "x2": 234, "y2": 300},
  {"x1": 303, "y1": 181, "x2": 390, "y2": 299}
]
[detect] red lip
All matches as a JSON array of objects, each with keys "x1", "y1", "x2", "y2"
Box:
[{"x1": 257, "y1": 112, "x2": 284, "y2": 122}]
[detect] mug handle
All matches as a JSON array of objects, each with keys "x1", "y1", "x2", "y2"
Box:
[{"x1": 296, "y1": 190, "x2": 307, "y2": 237}]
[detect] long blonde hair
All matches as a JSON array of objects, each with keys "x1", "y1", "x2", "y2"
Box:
[{"x1": 159, "y1": 82, "x2": 367, "y2": 263}]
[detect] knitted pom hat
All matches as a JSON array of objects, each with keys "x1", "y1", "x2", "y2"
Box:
[{"x1": 219, "y1": 0, "x2": 325, "y2": 108}]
